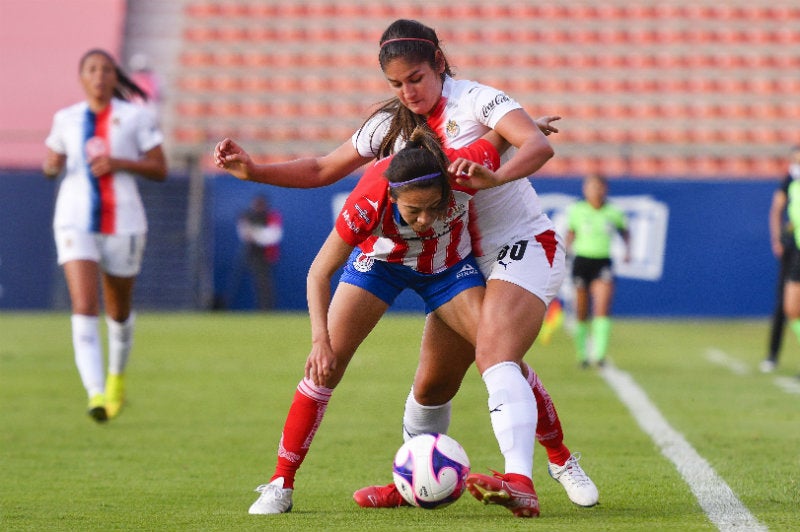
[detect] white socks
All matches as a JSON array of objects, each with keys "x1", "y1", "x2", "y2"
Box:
[
  {"x1": 483, "y1": 361, "x2": 537, "y2": 477},
  {"x1": 71, "y1": 314, "x2": 104, "y2": 397},
  {"x1": 106, "y1": 313, "x2": 135, "y2": 375},
  {"x1": 402, "y1": 388, "x2": 452, "y2": 441},
  {"x1": 400, "y1": 362, "x2": 538, "y2": 478},
  {"x1": 72, "y1": 313, "x2": 136, "y2": 397}
]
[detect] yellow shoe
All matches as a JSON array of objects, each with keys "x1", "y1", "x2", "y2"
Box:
[
  {"x1": 105, "y1": 374, "x2": 125, "y2": 419},
  {"x1": 540, "y1": 299, "x2": 564, "y2": 345},
  {"x1": 88, "y1": 393, "x2": 108, "y2": 423}
]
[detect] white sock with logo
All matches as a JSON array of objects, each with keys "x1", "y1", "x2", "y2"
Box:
[
  {"x1": 71, "y1": 314, "x2": 104, "y2": 397},
  {"x1": 483, "y1": 361, "x2": 537, "y2": 477}
]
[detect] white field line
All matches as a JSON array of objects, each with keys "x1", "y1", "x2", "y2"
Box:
[
  {"x1": 704, "y1": 348, "x2": 751, "y2": 375},
  {"x1": 705, "y1": 348, "x2": 800, "y2": 395},
  {"x1": 600, "y1": 362, "x2": 767, "y2": 532},
  {"x1": 772, "y1": 376, "x2": 800, "y2": 395}
]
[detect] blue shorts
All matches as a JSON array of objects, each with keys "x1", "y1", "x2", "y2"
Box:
[{"x1": 339, "y1": 250, "x2": 485, "y2": 312}]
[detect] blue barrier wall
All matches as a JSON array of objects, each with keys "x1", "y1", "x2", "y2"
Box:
[
  {"x1": 208, "y1": 175, "x2": 777, "y2": 317},
  {"x1": 533, "y1": 178, "x2": 776, "y2": 317},
  {"x1": 0, "y1": 171, "x2": 58, "y2": 309},
  {"x1": 207, "y1": 176, "x2": 429, "y2": 312},
  {"x1": 0, "y1": 170, "x2": 777, "y2": 317}
]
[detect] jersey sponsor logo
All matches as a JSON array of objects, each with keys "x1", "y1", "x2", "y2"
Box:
[
  {"x1": 481, "y1": 93, "x2": 511, "y2": 119},
  {"x1": 456, "y1": 263, "x2": 479, "y2": 279},
  {"x1": 352, "y1": 252, "x2": 375, "y2": 272},
  {"x1": 445, "y1": 119, "x2": 460, "y2": 139},
  {"x1": 341, "y1": 209, "x2": 361, "y2": 234},
  {"x1": 354, "y1": 202, "x2": 372, "y2": 224}
]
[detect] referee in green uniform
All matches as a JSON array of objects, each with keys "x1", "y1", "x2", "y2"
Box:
[{"x1": 566, "y1": 173, "x2": 630, "y2": 367}]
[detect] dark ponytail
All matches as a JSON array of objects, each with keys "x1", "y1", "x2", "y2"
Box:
[{"x1": 384, "y1": 125, "x2": 451, "y2": 206}]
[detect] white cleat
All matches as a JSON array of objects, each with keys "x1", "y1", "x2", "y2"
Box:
[
  {"x1": 548, "y1": 453, "x2": 599, "y2": 507},
  {"x1": 759, "y1": 359, "x2": 776, "y2": 373},
  {"x1": 248, "y1": 477, "x2": 293, "y2": 514}
]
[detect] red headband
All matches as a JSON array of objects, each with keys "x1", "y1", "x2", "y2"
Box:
[{"x1": 380, "y1": 37, "x2": 436, "y2": 48}]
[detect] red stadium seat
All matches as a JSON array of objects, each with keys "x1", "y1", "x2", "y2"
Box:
[{"x1": 159, "y1": 0, "x2": 799, "y2": 179}]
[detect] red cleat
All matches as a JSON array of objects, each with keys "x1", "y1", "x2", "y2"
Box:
[
  {"x1": 465, "y1": 471, "x2": 540, "y2": 518},
  {"x1": 353, "y1": 483, "x2": 410, "y2": 508}
]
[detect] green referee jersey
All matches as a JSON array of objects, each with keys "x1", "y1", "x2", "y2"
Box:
[
  {"x1": 787, "y1": 180, "x2": 800, "y2": 247},
  {"x1": 567, "y1": 201, "x2": 627, "y2": 259}
]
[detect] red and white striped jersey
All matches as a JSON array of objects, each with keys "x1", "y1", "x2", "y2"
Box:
[{"x1": 336, "y1": 139, "x2": 499, "y2": 274}]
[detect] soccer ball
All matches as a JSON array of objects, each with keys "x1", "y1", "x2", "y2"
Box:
[{"x1": 392, "y1": 433, "x2": 470, "y2": 509}]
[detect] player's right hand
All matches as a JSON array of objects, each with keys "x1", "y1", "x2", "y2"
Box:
[{"x1": 213, "y1": 138, "x2": 253, "y2": 180}]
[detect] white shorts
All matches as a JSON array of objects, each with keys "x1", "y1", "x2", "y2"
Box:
[
  {"x1": 55, "y1": 227, "x2": 146, "y2": 277},
  {"x1": 476, "y1": 230, "x2": 566, "y2": 306}
]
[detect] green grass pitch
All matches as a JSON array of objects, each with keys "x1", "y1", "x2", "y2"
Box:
[{"x1": 1, "y1": 312, "x2": 798, "y2": 530}]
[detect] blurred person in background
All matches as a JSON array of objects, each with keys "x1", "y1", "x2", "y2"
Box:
[
  {"x1": 777, "y1": 146, "x2": 800, "y2": 378},
  {"x1": 761, "y1": 145, "x2": 800, "y2": 373},
  {"x1": 566, "y1": 173, "x2": 630, "y2": 368},
  {"x1": 234, "y1": 194, "x2": 283, "y2": 310},
  {"x1": 42, "y1": 49, "x2": 167, "y2": 422}
]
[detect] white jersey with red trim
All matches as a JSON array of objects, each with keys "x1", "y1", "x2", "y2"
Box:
[
  {"x1": 353, "y1": 76, "x2": 554, "y2": 260},
  {"x1": 45, "y1": 98, "x2": 163, "y2": 234},
  {"x1": 336, "y1": 139, "x2": 499, "y2": 274}
]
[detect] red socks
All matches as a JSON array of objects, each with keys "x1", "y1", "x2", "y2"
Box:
[
  {"x1": 523, "y1": 363, "x2": 572, "y2": 466},
  {"x1": 271, "y1": 378, "x2": 332, "y2": 489}
]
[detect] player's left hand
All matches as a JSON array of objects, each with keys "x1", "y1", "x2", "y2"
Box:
[
  {"x1": 305, "y1": 341, "x2": 338, "y2": 387},
  {"x1": 449, "y1": 158, "x2": 502, "y2": 190},
  {"x1": 535, "y1": 115, "x2": 561, "y2": 136}
]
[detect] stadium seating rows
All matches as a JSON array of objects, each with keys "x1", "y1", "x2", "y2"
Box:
[{"x1": 166, "y1": 0, "x2": 800, "y2": 178}]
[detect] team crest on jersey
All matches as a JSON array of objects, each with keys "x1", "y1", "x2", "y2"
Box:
[
  {"x1": 445, "y1": 120, "x2": 460, "y2": 139},
  {"x1": 445, "y1": 201, "x2": 466, "y2": 222},
  {"x1": 353, "y1": 253, "x2": 375, "y2": 272}
]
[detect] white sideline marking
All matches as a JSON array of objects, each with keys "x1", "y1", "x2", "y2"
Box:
[
  {"x1": 773, "y1": 376, "x2": 800, "y2": 395},
  {"x1": 704, "y1": 348, "x2": 750, "y2": 375},
  {"x1": 706, "y1": 347, "x2": 800, "y2": 395},
  {"x1": 600, "y1": 362, "x2": 767, "y2": 532}
]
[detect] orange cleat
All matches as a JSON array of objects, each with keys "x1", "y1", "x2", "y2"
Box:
[{"x1": 465, "y1": 471, "x2": 540, "y2": 518}]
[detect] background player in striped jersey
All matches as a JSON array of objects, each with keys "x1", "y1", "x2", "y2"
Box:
[{"x1": 43, "y1": 49, "x2": 167, "y2": 422}]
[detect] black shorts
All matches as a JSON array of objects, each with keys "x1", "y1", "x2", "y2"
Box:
[
  {"x1": 786, "y1": 240, "x2": 800, "y2": 282},
  {"x1": 571, "y1": 256, "x2": 613, "y2": 289}
]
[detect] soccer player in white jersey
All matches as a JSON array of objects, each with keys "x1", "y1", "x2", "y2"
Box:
[
  {"x1": 43, "y1": 49, "x2": 167, "y2": 422},
  {"x1": 214, "y1": 19, "x2": 597, "y2": 516}
]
